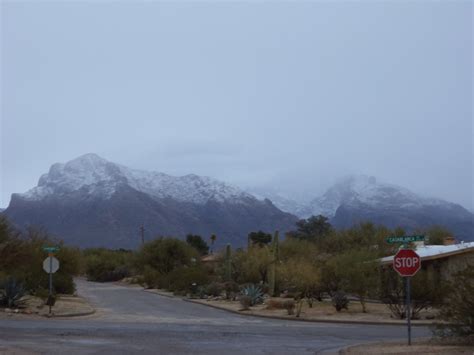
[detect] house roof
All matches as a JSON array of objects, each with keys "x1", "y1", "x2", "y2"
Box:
[
  {"x1": 380, "y1": 242, "x2": 474, "y2": 265},
  {"x1": 201, "y1": 253, "x2": 220, "y2": 262}
]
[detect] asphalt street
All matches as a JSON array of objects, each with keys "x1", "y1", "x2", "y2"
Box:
[{"x1": 0, "y1": 279, "x2": 431, "y2": 354}]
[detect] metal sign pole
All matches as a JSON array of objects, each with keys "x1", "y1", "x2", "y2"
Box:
[
  {"x1": 49, "y1": 254, "x2": 53, "y2": 315},
  {"x1": 406, "y1": 276, "x2": 411, "y2": 346}
]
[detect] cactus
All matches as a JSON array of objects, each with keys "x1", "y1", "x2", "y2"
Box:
[
  {"x1": 0, "y1": 277, "x2": 25, "y2": 308},
  {"x1": 268, "y1": 231, "x2": 279, "y2": 297},
  {"x1": 241, "y1": 284, "x2": 264, "y2": 306},
  {"x1": 225, "y1": 244, "x2": 232, "y2": 281}
]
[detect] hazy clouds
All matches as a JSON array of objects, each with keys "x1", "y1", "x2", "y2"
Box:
[{"x1": 1, "y1": 1, "x2": 472, "y2": 209}]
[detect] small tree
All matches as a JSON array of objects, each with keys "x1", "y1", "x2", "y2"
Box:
[
  {"x1": 186, "y1": 234, "x2": 209, "y2": 255},
  {"x1": 230, "y1": 246, "x2": 273, "y2": 284},
  {"x1": 288, "y1": 215, "x2": 332, "y2": 241},
  {"x1": 423, "y1": 226, "x2": 452, "y2": 245},
  {"x1": 328, "y1": 250, "x2": 379, "y2": 312},
  {"x1": 380, "y1": 267, "x2": 446, "y2": 319},
  {"x1": 248, "y1": 231, "x2": 272, "y2": 247},
  {"x1": 279, "y1": 259, "x2": 321, "y2": 317}
]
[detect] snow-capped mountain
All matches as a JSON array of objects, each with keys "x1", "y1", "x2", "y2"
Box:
[
  {"x1": 22, "y1": 153, "x2": 254, "y2": 205},
  {"x1": 304, "y1": 175, "x2": 453, "y2": 218},
  {"x1": 4, "y1": 154, "x2": 297, "y2": 248},
  {"x1": 253, "y1": 175, "x2": 474, "y2": 242}
]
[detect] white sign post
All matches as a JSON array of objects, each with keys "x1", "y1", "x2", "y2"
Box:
[
  {"x1": 43, "y1": 256, "x2": 60, "y2": 315},
  {"x1": 43, "y1": 256, "x2": 59, "y2": 274}
]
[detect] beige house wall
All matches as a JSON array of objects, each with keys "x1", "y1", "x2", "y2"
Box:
[{"x1": 439, "y1": 251, "x2": 474, "y2": 279}]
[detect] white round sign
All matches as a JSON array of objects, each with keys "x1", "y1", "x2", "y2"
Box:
[{"x1": 43, "y1": 256, "x2": 60, "y2": 274}]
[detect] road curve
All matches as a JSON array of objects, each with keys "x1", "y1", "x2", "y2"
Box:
[{"x1": 0, "y1": 279, "x2": 431, "y2": 354}]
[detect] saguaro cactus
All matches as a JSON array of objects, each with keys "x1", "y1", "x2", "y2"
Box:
[
  {"x1": 268, "y1": 230, "x2": 279, "y2": 297},
  {"x1": 225, "y1": 244, "x2": 232, "y2": 281}
]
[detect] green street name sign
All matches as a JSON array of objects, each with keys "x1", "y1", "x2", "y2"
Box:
[
  {"x1": 386, "y1": 235, "x2": 425, "y2": 244},
  {"x1": 43, "y1": 246, "x2": 60, "y2": 253}
]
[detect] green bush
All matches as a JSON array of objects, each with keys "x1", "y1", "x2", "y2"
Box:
[
  {"x1": 223, "y1": 281, "x2": 239, "y2": 300},
  {"x1": 0, "y1": 221, "x2": 80, "y2": 295},
  {"x1": 52, "y1": 273, "x2": 76, "y2": 294},
  {"x1": 142, "y1": 266, "x2": 161, "y2": 288},
  {"x1": 166, "y1": 266, "x2": 210, "y2": 293},
  {"x1": 206, "y1": 282, "x2": 223, "y2": 297},
  {"x1": 331, "y1": 291, "x2": 349, "y2": 312},
  {"x1": 239, "y1": 295, "x2": 252, "y2": 310},
  {"x1": 84, "y1": 249, "x2": 132, "y2": 282},
  {"x1": 135, "y1": 238, "x2": 198, "y2": 275}
]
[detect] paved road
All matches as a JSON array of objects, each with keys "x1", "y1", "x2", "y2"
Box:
[{"x1": 0, "y1": 279, "x2": 431, "y2": 354}]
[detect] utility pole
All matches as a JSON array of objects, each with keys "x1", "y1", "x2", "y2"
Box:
[{"x1": 139, "y1": 225, "x2": 145, "y2": 245}]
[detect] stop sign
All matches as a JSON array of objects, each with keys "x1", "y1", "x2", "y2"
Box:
[{"x1": 393, "y1": 249, "x2": 421, "y2": 277}]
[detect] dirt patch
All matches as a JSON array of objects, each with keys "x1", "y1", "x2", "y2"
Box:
[
  {"x1": 340, "y1": 340, "x2": 474, "y2": 354},
  {"x1": 0, "y1": 294, "x2": 94, "y2": 319},
  {"x1": 188, "y1": 297, "x2": 437, "y2": 325}
]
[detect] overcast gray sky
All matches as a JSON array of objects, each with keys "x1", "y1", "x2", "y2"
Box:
[{"x1": 1, "y1": 1, "x2": 473, "y2": 210}]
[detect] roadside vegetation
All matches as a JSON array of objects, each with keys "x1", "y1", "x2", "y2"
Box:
[
  {"x1": 0, "y1": 216, "x2": 81, "y2": 309},
  {"x1": 0, "y1": 214, "x2": 471, "y2": 345}
]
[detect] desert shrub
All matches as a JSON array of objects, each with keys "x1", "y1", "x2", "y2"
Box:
[
  {"x1": 380, "y1": 268, "x2": 446, "y2": 319},
  {"x1": 223, "y1": 281, "x2": 239, "y2": 300},
  {"x1": 0, "y1": 277, "x2": 25, "y2": 308},
  {"x1": 84, "y1": 248, "x2": 132, "y2": 282},
  {"x1": 142, "y1": 266, "x2": 161, "y2": 288},
  {"x1": 196, "y1": 286, "x2": 207, "y2": 299},
  {"x1": 266, "y1": 299, "x2": 295, "y2": 314},
  {"x1": 241, "y1": 284, "x2": 264, "y2": 306},
  {"x1": 135, "y1": 238, "x2": 198, "y2": 275},
  {"x1": 51, "y1": 273, "x2": 75, "y2": 294},
  {"x1": 265, "y1": 299, "x2": 285, "y2": 310},
  {"x1": 332, "y1": 291, "x2": 349, "y2": 312},
  {"x1": 166, "y1": 266, "x2": 210, "y2": 293},
  {"x1": 283, "y1": 300, "x2": 295, "y2": 315},
  {"x1": 206, "y1": 282, "x2": 223, "y2": 297},
  {"x1": 239, "y1": 295, "x2": 252, "y2": 310},
  {"x1": 0, "y1": 222, "x2": 80, "y2": 295},
  {"x1": 33, "y1": 287, "x2": 50, "y2": 301}
]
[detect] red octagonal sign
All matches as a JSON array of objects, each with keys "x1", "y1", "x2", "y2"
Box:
[{"x1": 393, "y1": 249, "x2": 421, "y2": 277}]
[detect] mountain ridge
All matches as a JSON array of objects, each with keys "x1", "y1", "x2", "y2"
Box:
[
  {"x1": 4, "y1": 154, "x2": 297, "y2": 248},
  {"x1": 254, "y1": 175, "x2": 474, "y2": 242},
  {"x1": 2, "y1": 155, "x2": 472, "y2": 245}
]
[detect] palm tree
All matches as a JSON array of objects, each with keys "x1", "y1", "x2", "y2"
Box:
[{"x1": 210, "y1": 234, "x2": 217, "y2": 254}]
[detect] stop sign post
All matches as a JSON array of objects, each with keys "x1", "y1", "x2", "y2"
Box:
[
  {"x1": 393, "y1": 249, "x2": 421, "y2": 277},
  {"x1": 393, "y1": 248, "x2": 421, "y2": 346}
]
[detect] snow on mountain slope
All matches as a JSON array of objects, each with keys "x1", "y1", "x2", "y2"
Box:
[
  {"x1": 21, "y1": 153, "x2": 254, "y2": 205},
  {"x1": 245, "y1": 187, "x2": 308, "y2": 215},
  {"x1": 304, "y1": 175, "x2": 450, "y2": 218}
]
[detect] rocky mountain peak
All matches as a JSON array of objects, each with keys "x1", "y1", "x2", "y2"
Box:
[{"x1": 19, "y1": 154, "x2": 253, "y2": 205}]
